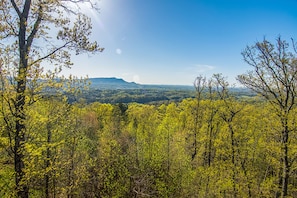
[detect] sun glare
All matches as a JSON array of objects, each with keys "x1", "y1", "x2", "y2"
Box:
[{"x1": 76, "y1": 0, "x2": 107, "y2": 23}]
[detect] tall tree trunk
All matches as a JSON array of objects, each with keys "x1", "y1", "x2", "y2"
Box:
[
  {"x1": 15, "y1": 23, "x2": 29, "y2": 198},
  {"x1": 14, "y1": 1, "x2": 31, "y2": 196},
  {"x1": 45, "y1": 124, "x2": 52, "y2": 198},
  {"x1": 15, "y1": 71, "x2": 28, "y2": 198},
  {"x1": 192, "y1": 76, "x2": 205, "y2": 161},
  {"x1": 228, "y1": 123, "x2": 237, "y2": 198},
  {"x1": 281, "y1": 125, "x2": 289, "y2": 197},
  {"x1": 14, "y1": 111, "x2": 28, "y2": 198}
]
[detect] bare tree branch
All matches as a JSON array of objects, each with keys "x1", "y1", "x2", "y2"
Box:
[{"x1": 10, "y1": 0, "x2": 21, "y2": 17}]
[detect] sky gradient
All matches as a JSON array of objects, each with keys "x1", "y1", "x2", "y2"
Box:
[{"x1": 66, "y1": 0, "x2": 297, "y2": 85}]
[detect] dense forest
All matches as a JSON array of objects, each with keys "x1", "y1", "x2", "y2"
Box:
[
  {"x1": 1, "y1": 75, "x2": 297, "y2": 197},
  {"x1": 1, "y1": 0, "x2": 297, "y2": 197},
  {"x1": 72, "y1": 88, "x2": 197, "y2": 104}
]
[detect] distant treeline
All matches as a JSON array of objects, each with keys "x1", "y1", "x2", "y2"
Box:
[{"x1": 67, "y1": 87, "x2": 256, "y2": 104}]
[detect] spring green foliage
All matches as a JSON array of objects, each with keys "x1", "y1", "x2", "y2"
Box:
[
  {"x1": 1, "y1": 89, "x2": 297, "y2": 197},
  {"x1": 238, "y1": 37, "x2": 297, "y2": 197},
  {"x1": 0, "y1": 1, "x2": 103, "y2": 197}
]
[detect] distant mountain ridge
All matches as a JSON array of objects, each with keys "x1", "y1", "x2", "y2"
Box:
[
  {"x1": 88, "y1": 77, "x2": 194, "y2": 90},
  {"x1": 88, "y1": 77, "x2": 143, "y2": 89}
]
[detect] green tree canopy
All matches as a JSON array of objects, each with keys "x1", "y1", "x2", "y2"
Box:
[{"x1": 0, "y1": 1, "x2": 103, "y2": 197}]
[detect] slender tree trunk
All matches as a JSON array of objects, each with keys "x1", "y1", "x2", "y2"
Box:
[
  {"x1": 15, "y1": 107, "x2": 28, "y2": 198},
  {"x1": 281, "y1": 126, "x2": 289, "y2": 197},
  {"x1": 45, "y1": 124, "x2": 52, "y2": 198},
  {"x1": 192, "y1": 102, "x2": 200, "y2": 161},
  {"x1": 241, "y1": 158, "x2": 252, "y2": 198},
  {"x1": 15, "y1": 28, "x2": 29, "y2": 198},
  {"x1": 15, "y1": 74, "x2": 28, "y2": 198},
  {"x1": 192, "y1": 76, "x2": 205, "y2": 161},
  {"x1": 206, "y1": 119, "x2": 215, "y2": 167},
  {"x1": 229, "y1": 123, "x2": 237, "y2": 198}
]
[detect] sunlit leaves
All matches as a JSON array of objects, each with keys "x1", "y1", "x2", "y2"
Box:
[
  {"x1": 0, "y1": 90, "x2": 297, "y2": 196},
  {"x1": 239, "y1": 37, "x2": 297, "y2": 197}
]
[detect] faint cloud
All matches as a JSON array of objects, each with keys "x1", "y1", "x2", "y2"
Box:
[
  {"x1": 116, "y1": 48, "x2": 122, "y2": 55},
  {"x1": 192, "y1": 64, "x2": 215, "y2": 73}
]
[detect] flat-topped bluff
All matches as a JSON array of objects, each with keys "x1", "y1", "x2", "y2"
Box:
[
  {"x1": 88, "y1": 77, "x2": 195, "y2": 90},
  {"x1": 88, "y1": 77, "x2": 142, "y2": 89}
]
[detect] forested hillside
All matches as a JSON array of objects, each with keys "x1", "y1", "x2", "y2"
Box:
[
  {"x1": 1, "y1": 72, "x2": 297, "y2": 197},
  {"x1": 67, "y1": 78, "x2": 255, "y2": 104},
  {"x1": 1, "y1": 87, "x2": 296, "y2": 197}
]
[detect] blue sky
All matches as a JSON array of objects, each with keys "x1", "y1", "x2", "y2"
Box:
[{"x1": 66, "y1": 0, "x2": 297, "y2": 85}]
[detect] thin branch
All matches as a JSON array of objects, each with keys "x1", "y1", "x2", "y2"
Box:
[
  {"x1": 26, "y1": 4, "x2": 43, "y2": 49},
  {"x1": 10, "y1": 0, "x2": 21, "y2": 17},
  {"x1": 29, "y1": 41, "x2": 73, "y2": 66}
]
